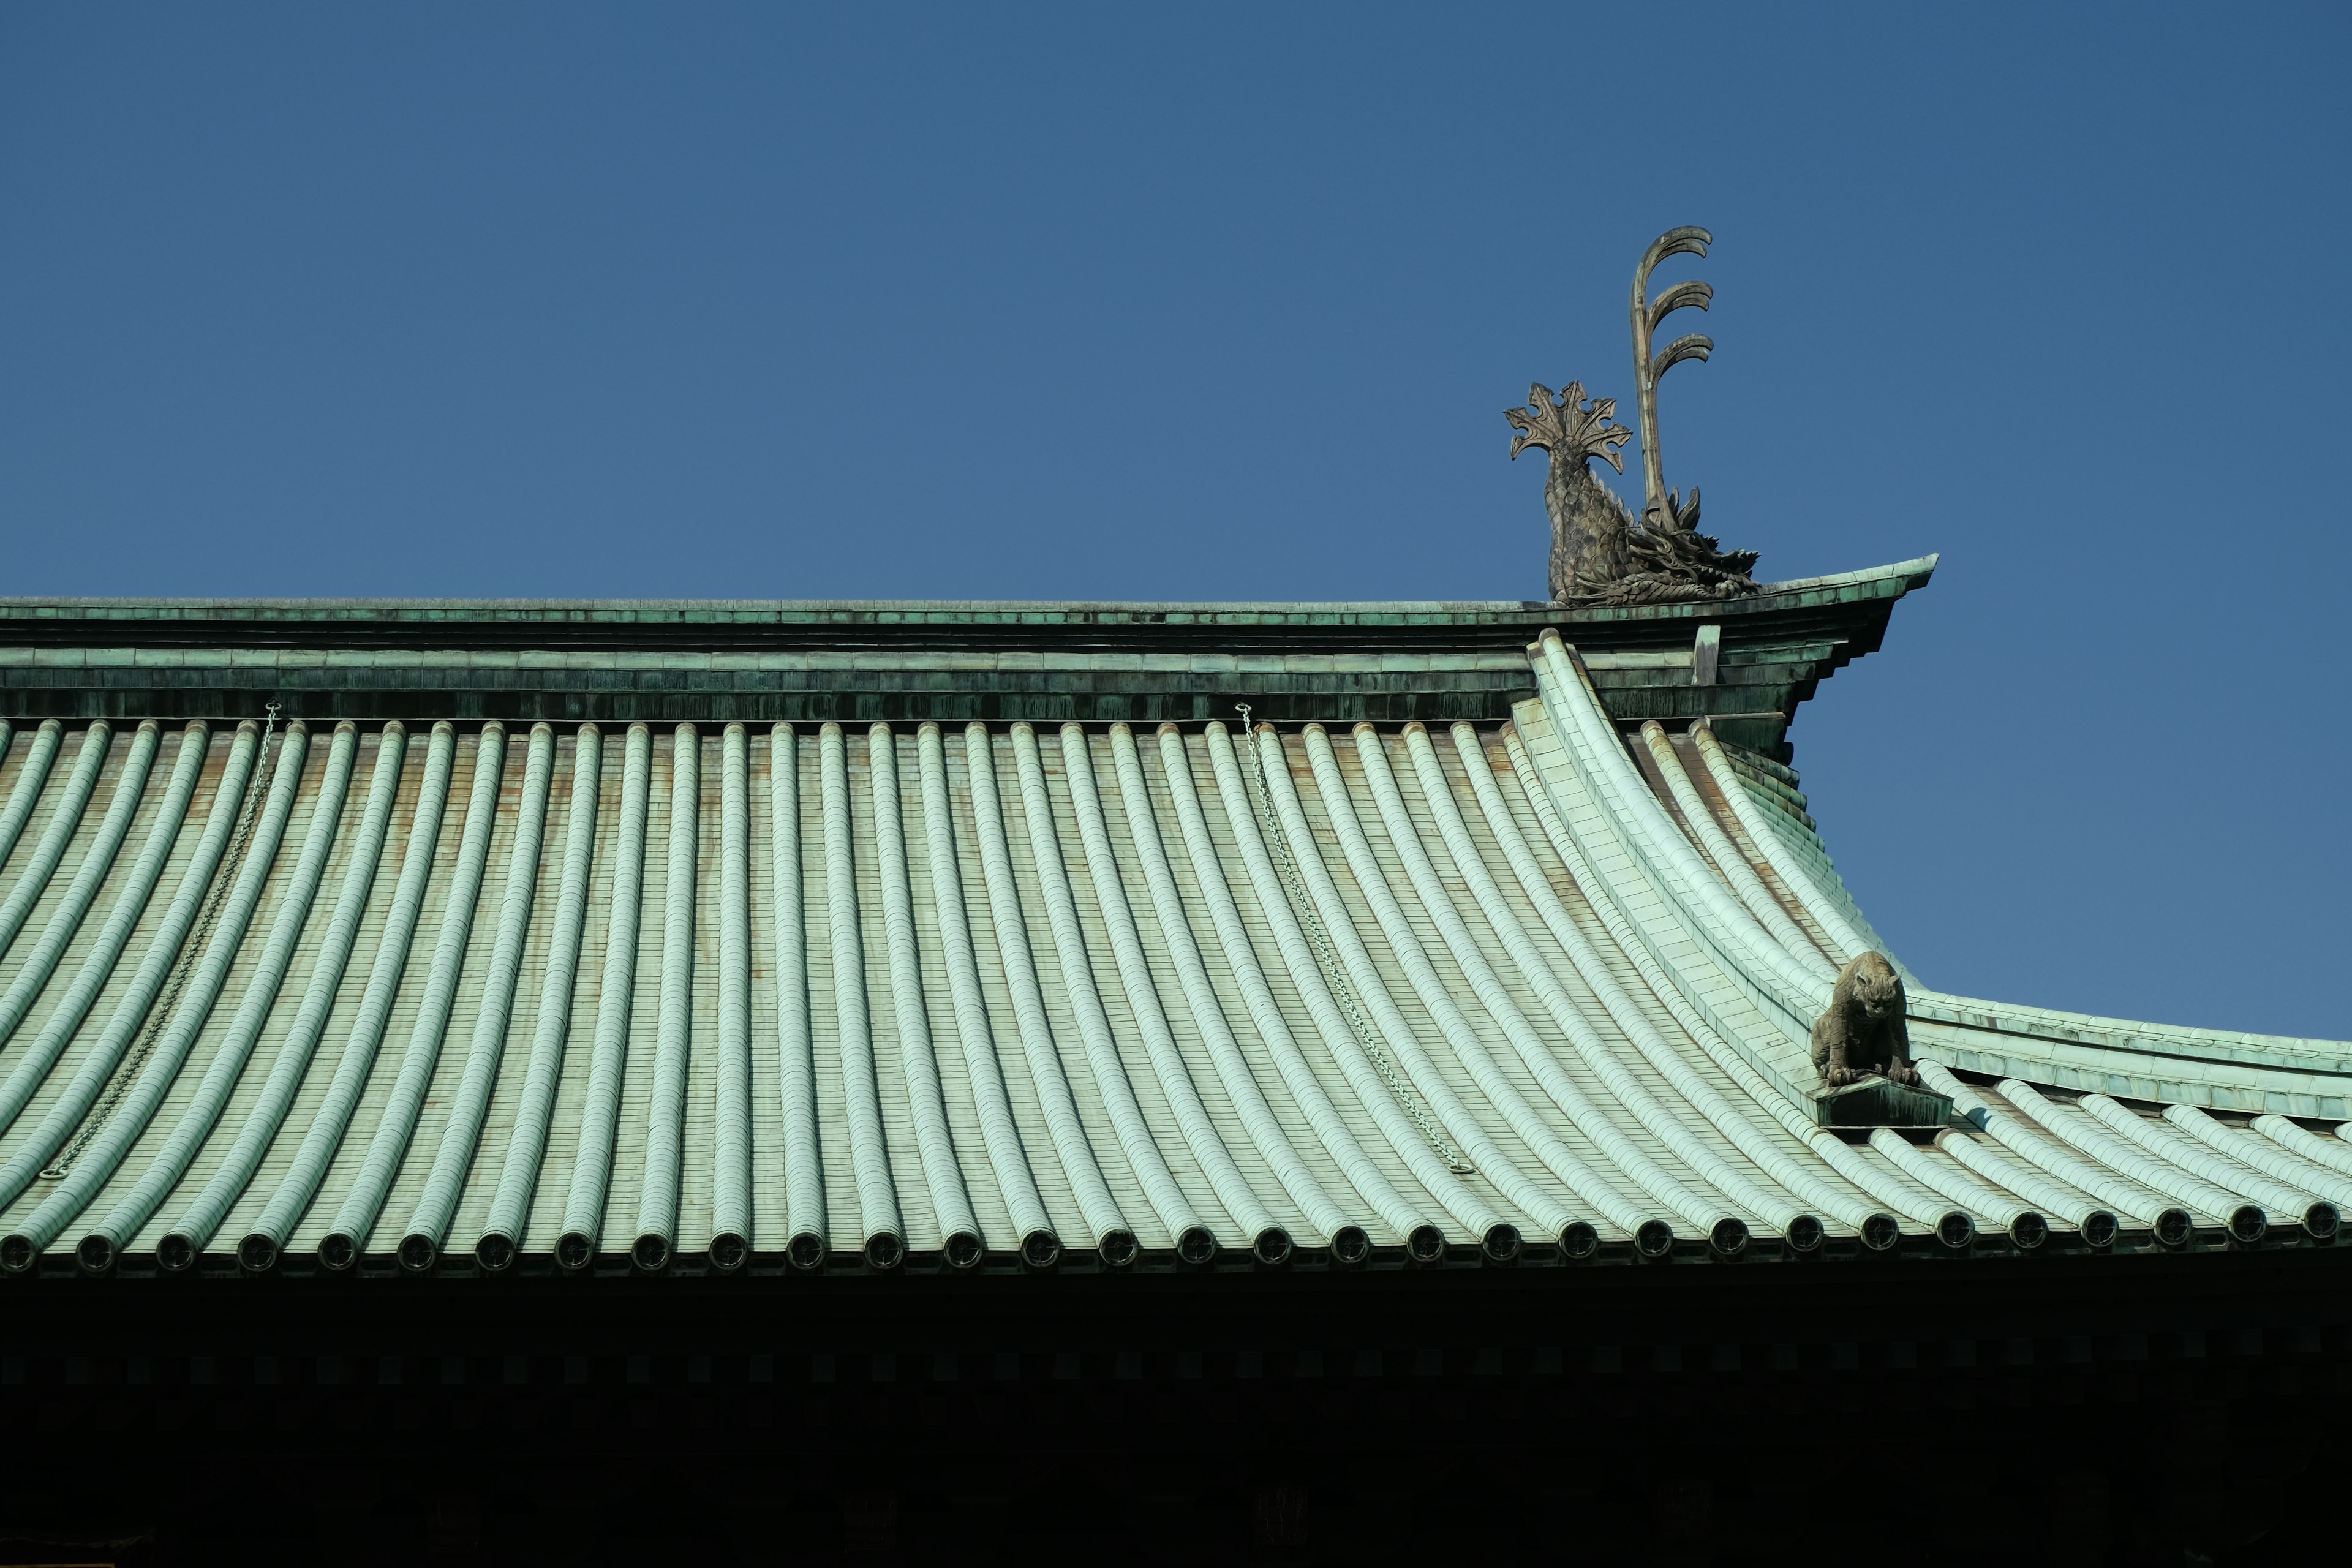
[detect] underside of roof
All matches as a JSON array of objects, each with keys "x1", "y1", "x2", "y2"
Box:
[{"x1": 0, "y1": 562, "x2": 2342, "y2": 1279}]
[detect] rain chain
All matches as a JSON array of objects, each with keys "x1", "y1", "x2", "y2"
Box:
[
  {"x1": 40, "y1": 704, "x2": 281, "y2": 1180},
  {"x1": 1235, "y1": 704, "x2": 1471, "y2": 1175}
]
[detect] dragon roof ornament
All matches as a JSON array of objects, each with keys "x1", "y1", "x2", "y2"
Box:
[{"x1": 1509, "y1": 227, "x2": 1761, "y2": 606}]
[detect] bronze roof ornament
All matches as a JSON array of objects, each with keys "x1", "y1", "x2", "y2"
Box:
[
  {"x1": 1509, "y1": 226, "x2": 1761, "y2": 606},
  {"x1": 1629, "y1": 226, "x2": 1716, "y2": 538}
]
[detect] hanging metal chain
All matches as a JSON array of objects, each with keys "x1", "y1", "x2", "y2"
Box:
[
  {"x1": 1234, "y1": 705, "x2": 1470, "y2": 1174},
  {"x1": 40, "y1": 704, "x2": 280, "y2": 1181}
]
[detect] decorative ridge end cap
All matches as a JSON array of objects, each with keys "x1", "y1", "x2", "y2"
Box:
[
  {"x1": 1811, "y1": 1075, "x2": 1962, "y2": 1130},
  {"x1": 1749, "y1": 554, "x2": 1940, "y2": 597}
]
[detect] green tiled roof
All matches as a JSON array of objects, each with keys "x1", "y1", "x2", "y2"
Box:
[{"x1": 0, "y1": 556, "x2": 2340, "y2": 1279}]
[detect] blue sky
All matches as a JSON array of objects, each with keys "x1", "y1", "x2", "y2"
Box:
[{"x1": 2, "y1": 5, "x2": 2346, "y2": 1036}]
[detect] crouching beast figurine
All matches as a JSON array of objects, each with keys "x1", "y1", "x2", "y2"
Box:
[{"x1": 1811, "y1": 951, "x2": 1918, "y2": 1087}]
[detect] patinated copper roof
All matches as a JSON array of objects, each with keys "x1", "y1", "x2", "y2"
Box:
[{"x1": 0, "y1": 559, "x2": 2341, "y2": 1278}]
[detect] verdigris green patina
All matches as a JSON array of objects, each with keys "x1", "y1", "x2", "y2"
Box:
[{"x1": 0, "y1": 556, "x2": 1933, "y2": 760}]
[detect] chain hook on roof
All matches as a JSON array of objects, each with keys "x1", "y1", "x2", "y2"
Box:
[
  {"x1": 1234, "y1": 705, "x2": 1471, "y2": 1175},
  {"x1": 39, "y1": 700, "x2": 282, "y2": 1182}
]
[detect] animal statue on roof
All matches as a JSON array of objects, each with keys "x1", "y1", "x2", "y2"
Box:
[
  {"x1": 1508, "y1": 226, "x2": 1760, "y2": 606},
  {"x1": 1811, "y1": 951, "x2": 1920, "y2": 1087}
]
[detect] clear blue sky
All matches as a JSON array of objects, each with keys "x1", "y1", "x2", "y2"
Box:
[{"x1": 2, "y1": 5, "x2": 2345, "y2": 1038}]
